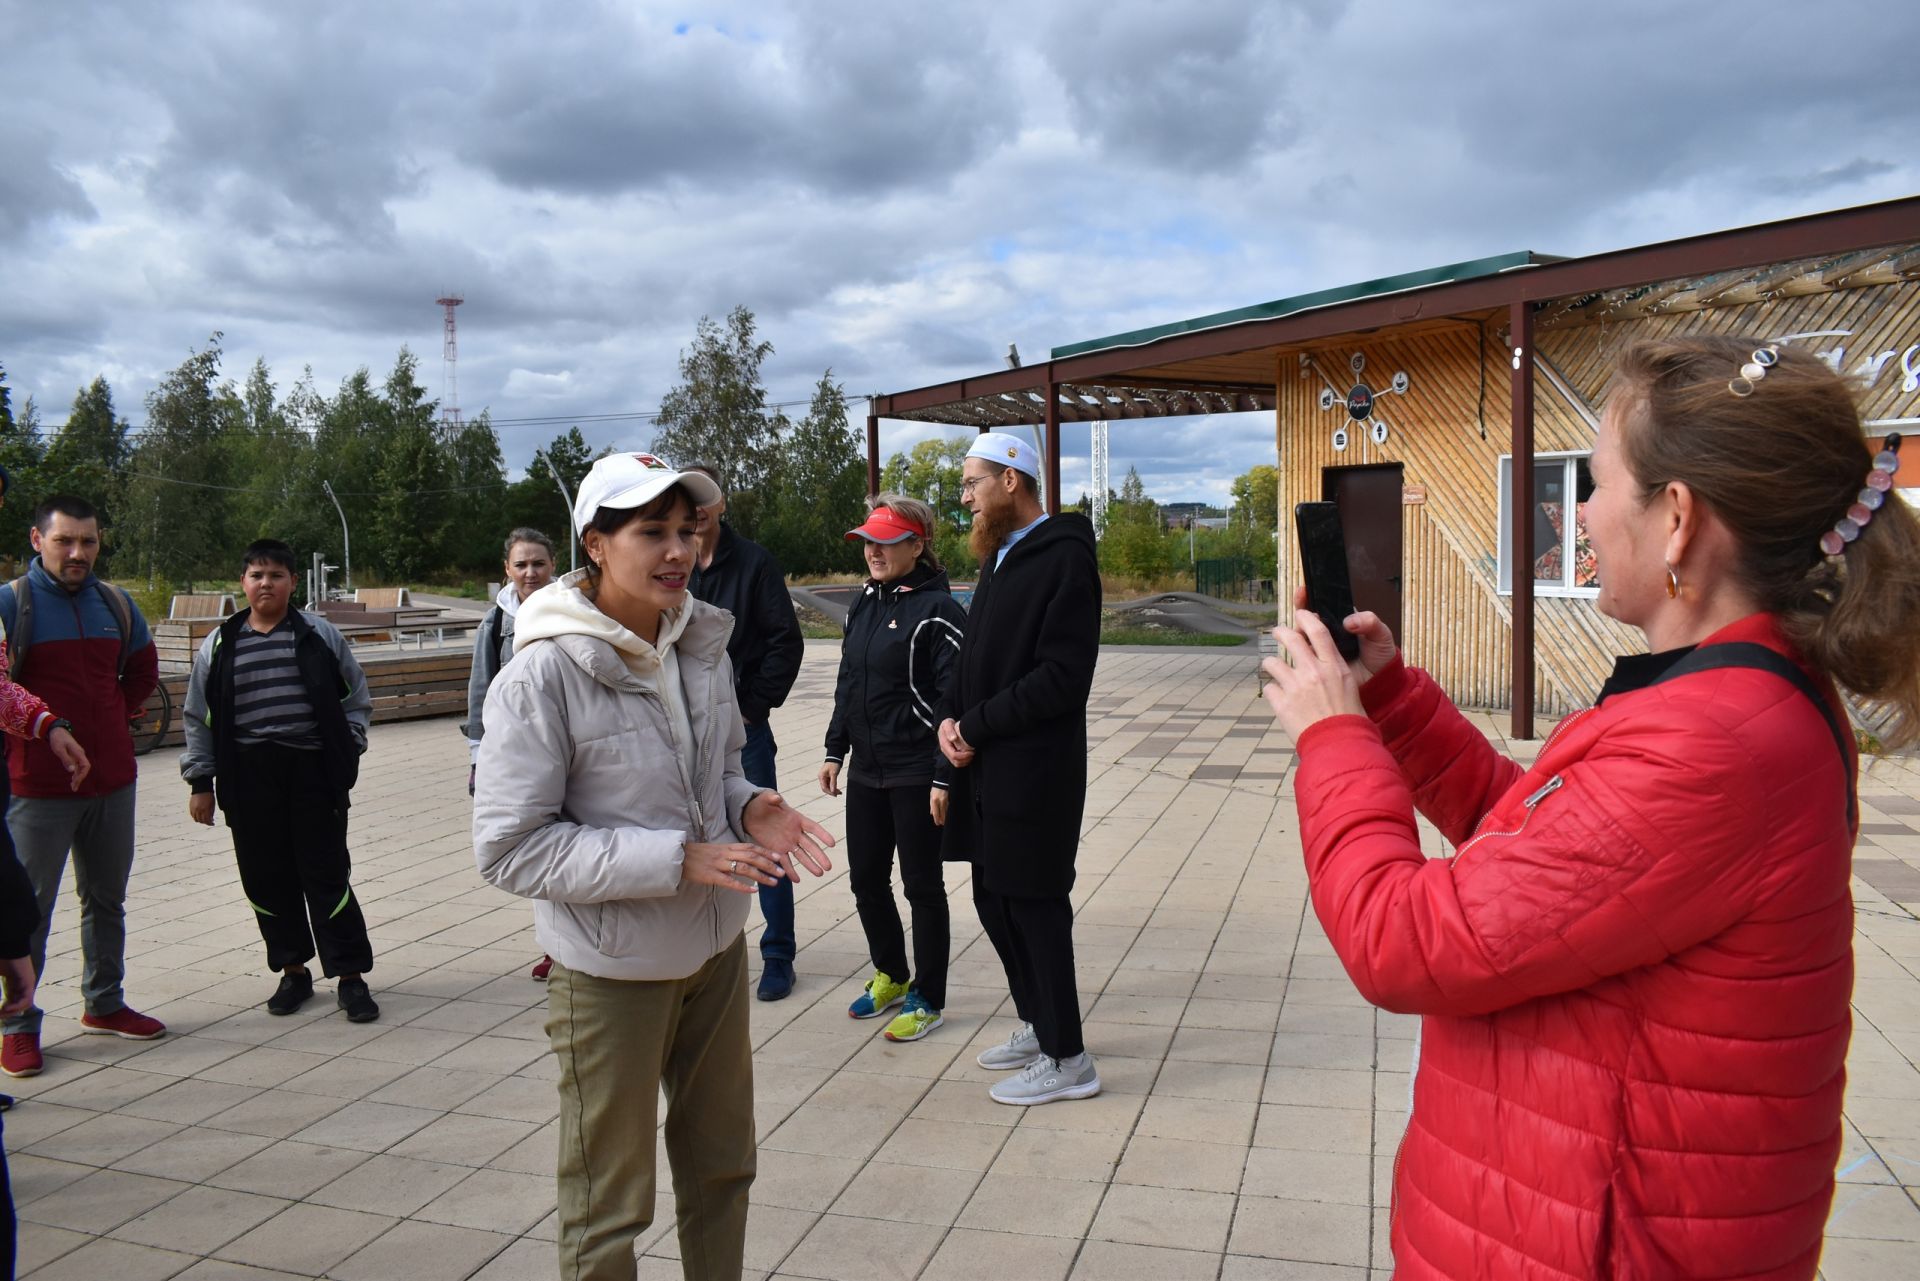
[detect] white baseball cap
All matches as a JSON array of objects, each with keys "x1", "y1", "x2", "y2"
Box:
[
  {"x1": 965, "y1": 431, "x2": 1041, "y2": 480},
  {"x1": 571, "y1": 452, "x2": 723, "y2": 535}
]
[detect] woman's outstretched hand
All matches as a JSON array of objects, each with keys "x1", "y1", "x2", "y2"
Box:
[
  {"x1": 742, "y1": 791, "x2": 836, "y2": 878},
  {"x1": 1262, "y1": 608, "x2": 1373, "y2": 742},
  {"x1": 684, "y1": 841, "x2": 789, "y2": 893}
]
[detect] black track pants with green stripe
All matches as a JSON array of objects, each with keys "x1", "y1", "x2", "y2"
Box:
[{"x1": 224, "y1": 741, "x2": 373, "y2": 977}]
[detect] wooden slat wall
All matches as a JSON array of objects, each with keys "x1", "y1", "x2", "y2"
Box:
[{"x1": 1275, "y1": 278, "x2": 1920, "y2": 718}]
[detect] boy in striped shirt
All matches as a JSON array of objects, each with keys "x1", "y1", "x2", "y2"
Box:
[{"x1": 182, "y1": 540, "x2": 379, "y2": 1021}]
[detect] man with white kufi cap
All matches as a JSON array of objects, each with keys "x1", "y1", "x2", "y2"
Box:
[{"x1": 938, "y1": 431, "x2": 1104, "y2": 1105}]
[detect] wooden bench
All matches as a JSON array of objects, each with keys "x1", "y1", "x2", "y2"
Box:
[
  {"x1": 169, "y1": 593, "x2": 235, "y2": 620},
  {"x1": 354, "y1": 587, "x2": 412, "y2": 609},
  {"x1": 137, "y1": 649, "x2": 474, "y2": 751}
]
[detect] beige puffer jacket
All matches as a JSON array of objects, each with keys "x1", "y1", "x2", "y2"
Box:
[{"x1": 473, "y1": 575, "x2": 765, "y2": 981}]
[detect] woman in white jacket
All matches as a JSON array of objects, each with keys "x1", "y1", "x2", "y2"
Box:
[{"x1": 474, "y1": 452, "x2": 833, "y2": 1281}]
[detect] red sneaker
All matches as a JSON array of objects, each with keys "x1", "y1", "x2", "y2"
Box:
[
  {"x1": 530, "y1": 955, "x2": 554, "y2": 982},
  {"x1": 2, "y1": 1033, "x2": 42, "y2": 1077},
  {"x1": 79, "y1": 1007, "x2": 166, "y2": 1040}
]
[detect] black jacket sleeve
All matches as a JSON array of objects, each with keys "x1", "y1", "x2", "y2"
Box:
[
  {"x1": 824, "y1": 602, "x2": 858, "y2": 766},
  {"x1": 922, "y1": 597, "x2": 967, "y2": 788},
  {"x1": 742, "y1": 551, "x2": 804, "y2": 723},
  {"x1": 1, "y1": 844, "x2": 38, "y2": 959},
  {"x1": 957, "y1": 544, "x2": 1100, "y2": 749}
]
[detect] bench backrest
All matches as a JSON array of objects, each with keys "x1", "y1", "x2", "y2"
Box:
[
  {"x1": 354, "y1": 587, "x2": 412, "y2": 608},
  {"x1": 169, "y1": 593, "x2": 236, "y2": 619}
]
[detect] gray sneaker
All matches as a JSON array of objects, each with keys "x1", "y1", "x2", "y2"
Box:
[
  {"x1": 976, "y1": 1021, "x2": 1042, "y2": 1070},
  {"x1": 988, "y1": 1052, "x2": 1101, "y2": 1106}
]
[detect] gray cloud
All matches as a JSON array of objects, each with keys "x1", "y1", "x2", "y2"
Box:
[
  {"x1": 0, "y1": 0, "x2": 1916, "y2": 509},
  {"x1": 0, "y1": 122, "x2": 96, "y2": 238},
  {"x1": 460, "y1": 5, "x2": 1021, "y2": 198}
]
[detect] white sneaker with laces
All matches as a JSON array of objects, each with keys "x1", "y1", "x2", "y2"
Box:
[
  {"x1": 975, "y1": 1021, "x2": 1043, "y2": 1070},
  {"x1": 988, "y1": 1051, "x2": 1101, "y2": 1106}
]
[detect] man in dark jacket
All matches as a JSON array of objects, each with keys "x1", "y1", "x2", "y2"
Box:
[
  {"x1": 684, "y1": 464, "x2": 806, "y2": 1000},
  {"x1": 182, "y1": 540, "x2": 379, "y2": 1023},
  {"x1": 938, "y1": 432, "x2": 1103, "y2": 1106}
]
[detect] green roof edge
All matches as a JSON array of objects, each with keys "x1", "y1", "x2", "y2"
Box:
[{"x1": 1049, "y1": 250, "x2": 1550, "y2": 361}]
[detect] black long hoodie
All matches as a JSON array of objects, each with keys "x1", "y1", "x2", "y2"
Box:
[{"x1": 938, "y1": 512, "x2": 1101, "y2": 894}]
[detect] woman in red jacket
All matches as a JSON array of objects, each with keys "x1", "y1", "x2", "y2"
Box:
[{"x1": 1264, "y1": 336, "x2": 1920, "y2": 1280}]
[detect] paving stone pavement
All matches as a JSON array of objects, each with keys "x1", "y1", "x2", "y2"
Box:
[{"x1": 8, "y1": 640, "x2": 1920, "y2": 1279}]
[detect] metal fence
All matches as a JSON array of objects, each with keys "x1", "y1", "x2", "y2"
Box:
[{"x1": 1195, "y1": 556, "x2": 1270, "y2": 601}]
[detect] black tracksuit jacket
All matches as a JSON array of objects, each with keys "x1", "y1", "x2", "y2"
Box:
[{"x1": 823, "y1": 564, "x2": 967, "y2": 791}]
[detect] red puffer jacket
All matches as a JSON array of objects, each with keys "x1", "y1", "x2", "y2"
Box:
[{"x1": 1292, "y1": 614, "x2": 1854, "y2": 1280}]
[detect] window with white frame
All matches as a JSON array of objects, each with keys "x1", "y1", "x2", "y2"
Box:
[{"x1": 1497, "y1": 452, "x2": 1598, "y2": 596}]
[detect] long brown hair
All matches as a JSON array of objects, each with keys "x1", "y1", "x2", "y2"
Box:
[{"x1": 1610, "y1": 335, "x2": 1920, "y2": 745}]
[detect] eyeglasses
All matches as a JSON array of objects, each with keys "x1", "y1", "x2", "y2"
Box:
[{"x1": 960, "y1": 476, "x2": 990, "y2": 496}]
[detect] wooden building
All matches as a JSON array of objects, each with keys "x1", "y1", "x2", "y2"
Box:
[{"x1": 867, "y1": 198, "x2": 1920, "y2": 735}]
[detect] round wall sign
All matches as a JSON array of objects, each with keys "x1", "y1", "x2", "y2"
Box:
[
  {"x1": 1391, "y1": 370, "x2": 1409, "y2": 394},
  {"x1": 1370, "y1": 420, "x2": 1390, "y2": 445},
  {"x1": 1332, "y1": 427, "x2": 1350, "y2": 452},
  {"x1": 1349, "y1": 352, "x2": 1366, "y2": 375},
  {"x1": 1318, "y1": 387, "x2": 1336, "y2": 411},
  {"x1": 1345, "y1": 383, "x2": 1375, "y2": 420}
]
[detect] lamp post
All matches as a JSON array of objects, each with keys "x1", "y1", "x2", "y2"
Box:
[
  {"x1": 543, "y1": 454, "x2": 578, "y2": 573},
  {"x1": 321, "y1": 480, "x2": 352, "y2": 597}
]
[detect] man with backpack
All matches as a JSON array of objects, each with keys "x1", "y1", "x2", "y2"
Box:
[{"x1": 0, "y1": 496, "x2": 165, "y2": 1080}]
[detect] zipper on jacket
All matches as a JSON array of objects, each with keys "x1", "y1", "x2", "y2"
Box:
[
  {"x1": 637, "y1": 688, "x2": 704, "y2": 836},
  {"x1": 1453, "y1": 773, "x2": 1563, "y2": 861},
  {"x1": 1523, "y1": 775, "x2": 1564, "y2": 808}
]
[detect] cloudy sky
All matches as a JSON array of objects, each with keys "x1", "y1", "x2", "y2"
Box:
[{"x1": 4, "y1": 0, "x2": 1916, "y2": 505}]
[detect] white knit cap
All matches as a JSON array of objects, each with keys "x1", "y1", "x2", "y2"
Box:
[{"x1": 965, "y1": 432, "x2": 1041, "y2": 480}]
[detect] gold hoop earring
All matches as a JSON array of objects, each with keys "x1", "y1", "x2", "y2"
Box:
[{"x1": 1666, "y1": 565, "x2": 1680, "y2": 599}]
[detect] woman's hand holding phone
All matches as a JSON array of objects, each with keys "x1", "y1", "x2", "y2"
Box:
[{"x1": 1291, "y1": 587, "x2": 1396, "y2": 681}]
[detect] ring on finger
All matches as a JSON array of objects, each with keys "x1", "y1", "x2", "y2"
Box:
[{"x1": 728, "y1": 859, "x2": 738, "y2": 875}]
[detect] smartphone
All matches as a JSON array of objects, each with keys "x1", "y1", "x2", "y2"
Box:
[{"x1": 1294, "y1": 502, "x2": 1361, "y2": 660}]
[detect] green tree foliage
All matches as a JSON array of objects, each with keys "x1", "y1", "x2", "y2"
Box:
[
  {"x1": 124, "y1": 336, "x2": 232, "y2": 586},
  {"x1": 2, "y1": 302, "x2": 886, "y2": 591},
  {"x1": 758, "y1": 372, "x2": 870, "y2": 576},
  {"x1": 650, "y1": 306, "x2": 778, "y2": 534},
  {"x1": 1231, "y1": 463, "x2": 1279, "y2": 531},
  {"x1": 1098, "y1": 467, "x2": 1174, "y2": 579},
  {"x1": 0, "y1": 368, "x2": 45, "y2": 571}
]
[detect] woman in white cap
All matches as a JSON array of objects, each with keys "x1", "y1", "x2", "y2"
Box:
[
  {"x1": 820, "y1": 494, "x2": 966, "y2": 1042},
  {"x1": 473, "y1": 451, "x2": 834, "y2": 1281}
]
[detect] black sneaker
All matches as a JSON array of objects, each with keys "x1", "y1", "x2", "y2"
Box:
[
  {"x1": 267, "y1": 970, "x2": 314, "y2": 1016},
  {"x1": 336, "y1": 978, "x2": 380, "y2": 1023}
]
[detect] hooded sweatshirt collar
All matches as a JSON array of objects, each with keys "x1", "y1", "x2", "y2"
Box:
[
  {"x1": 515, "y1": 569, "x2": 727, "y2": 690},
  {"x1": 497, "y1": 580, "x2": 525, "y2": 618}
]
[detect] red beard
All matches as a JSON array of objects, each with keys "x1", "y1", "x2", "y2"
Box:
[{"x1": 969, "y1": 502, "x2": 1020, "y2": 563}]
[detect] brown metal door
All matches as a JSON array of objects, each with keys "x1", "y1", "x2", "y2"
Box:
[{"x1": 1323, "y1": 465, "x2": 1404, "y2": 646}]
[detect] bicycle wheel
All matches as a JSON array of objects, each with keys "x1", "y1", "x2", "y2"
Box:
[{"x1": 133, "y1": 681, "x2": 174, "y2": 757}]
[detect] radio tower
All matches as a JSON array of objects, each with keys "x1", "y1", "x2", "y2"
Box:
[
  {"x1": 436, "y1": 293, "x2": 464, "y2": 426},
  {"x1": 1090, "y1": 420, "x2": 1111, "y2": 534}
]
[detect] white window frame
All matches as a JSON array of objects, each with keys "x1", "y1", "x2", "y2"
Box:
[{"x1": 1496, "y1": 451, "x2": 1600, "y2": 599}]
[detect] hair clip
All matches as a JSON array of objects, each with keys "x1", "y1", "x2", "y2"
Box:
[
  {"x1": 1820, "y1": 433, "x2": 1903, "y2": 557},
  {"x1": 1728, "y1": 345, "x2": 1779, "y2": 398}
]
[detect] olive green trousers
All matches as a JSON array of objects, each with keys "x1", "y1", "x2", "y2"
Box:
[{"x1": 546, "y1": 936, "x2": 756, "y2": 1281}]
